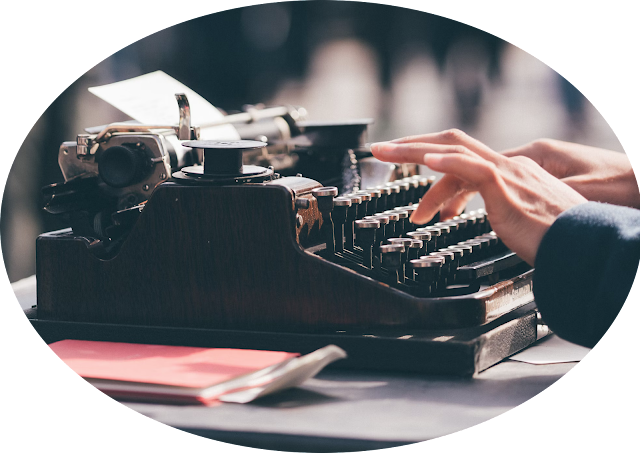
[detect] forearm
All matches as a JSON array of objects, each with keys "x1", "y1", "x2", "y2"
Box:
[{"x1": 533, "y1": 202, "x2": 640, "y2": 347}]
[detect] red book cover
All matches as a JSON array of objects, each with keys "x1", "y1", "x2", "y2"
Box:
[{"x1": 49, "y1": 340, "x2": 299, "y2": 404}]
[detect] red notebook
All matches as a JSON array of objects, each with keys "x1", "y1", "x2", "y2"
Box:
[{"x1": 50, "y1": 340, "x2": 299, "y2": 405}]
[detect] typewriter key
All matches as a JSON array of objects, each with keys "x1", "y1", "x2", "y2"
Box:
[
  {"x1": 383, "y1": 211, "x2": 400, "y2": 238},
  {"x1": 392, "y1": 209, "x2": 409, "y2": 237},
  {"x1": 449, "y1": 244, "x2": 474, "y2": 266},
  {"x1": 370, "y1": 214, "x2": 390, "y2": 256},
  {"x1": 355, "y1": 219, "x2": 380, "y2": 269},
  {"x1": 374, "y1": 185, "x2": 392, "y2": 212},
  {"x1": 333, "y1": 197, "x2": 352, "y2": 253},
  {"x1": 380, "y1": 243, "x2": 405, "y2": 284},
  {"x1": 403, "y1": 178, "x2": 420, "y2": 204},
  {"x1": 411, "y1": 257, "x2": 444, "y2": 295},
  {"x1": 396, "y1": 181, "x2": 410, "y2": 206},
  {"x1": 385, "y1": 183, "x2": 401, "y2": 208},
  {"x1": 407, "y1": 231, "x2": 431, "y2": 256},
  {"x1": 343, "y1": 193, "x2": 363, "y2": 250},
  {"x1": 312, "y1": 187, "x2": 339, "y2": 256},
  {"x1": 367, "y1": 189, "x2": 382, "y2": 215},
  {"x1": 353, "y1": 191, "x2": 372, "y2": 219}
]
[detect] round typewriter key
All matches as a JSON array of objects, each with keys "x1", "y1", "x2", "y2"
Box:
[
  {"x1": 412, "y1": 257, "x2": 444, "y2": 294},
  {"x1": 333, "y1": 197, "x2": 352, "y2": 207},
  {"x1": 388, "y1": 237, "x2": 413, "y2": 253},
  {"x1": 312, "y1": 187, "x2": 339, "y2": 254},
  {"x1": 392, "y1": 209, "x2": 409, "y2": 236},
  {"x1": 363, "y1": 189, "x2": 381, "y2": 215},
  {"x1": 430, "y1": 250, "x2": 455, "y2": 278},
  {"x1": 381, "y1": 243, "x2": 405, "y2": 284},
  {"x1": 449, "y1": 244, "x2": 474, "y2": 265},
  {"x1": 396, "y1": 181, "x2": 410, "y2": 206},
  {"x1": 332, "y1": 197, "x2": 352, "y2": 253},
  {"x1": 483, "y1": 231, "x2": 501, "y2": 250},
  {"x1": 373, "y1": 185, "x2": 392, "y2": 212},
  {"x1": 384, "y1": 211, "x2": 400, "y2": 237},
  {"x1": 419, "y1": 226, "x2": 440, "y2": 252},
  {"x1": 403, "y1": 205, "x2": 419, "y2": 231},
  {"x1": 386, "y1": 184, "x2": 401, "y2": 209},
  {"x1": 433, "y1": 223, "x2": 451, "y2": 247},
  {"x1": 459, "y1": 213, "x2": 477, "y2": 227},
  {"x1": 461, "y1": 240, "x2": 483, "y2": 258},
  {"x1": 475, "y1": 208, "x2": 489, "y2": 233},
  {"x1": 387, "y1": 238, "x2": 412, "y2": 269},
  {"x1": 451, "y1": 217, "x2": 469, "y2": 241},
  {"x1": 442, "y1": 248, "x2": 463, "y2": 282},
  {"x1": 355, "y1": 219, "x2": 380, "y2": 269},
  {"x1": 402, "y1": 178, "x2": 419, "y2": 203},
  {"x1": 353, "y1": 191, "x2": 372, "y2": 219},
  {"x1": 355, "y1": 219, "x2": 380, "y2": 229},
  {"x1": 440, "y1": 220, "x2": 460, "y2": 243},
  {"x1": 344, "y1": 192, "x2": 367, "y2": 220},
  {"x1": 342, "y1": 193, "x2": 363, "y2": 250},
  {"x1": 407, "y1": 230, "x2": 431, "y2": 255},
  {"x1": 408, "y1": 239, "x2": 424, "y2": 262},
  {"x1": 407, "y1": 230, "x2": 431, "y2": 241},
  {"x1": 475, "y1": 237, "x2": 493, "y2": 259},
  {"x1": 312, "y1": 187, "x2": 338, "y2": 214}
]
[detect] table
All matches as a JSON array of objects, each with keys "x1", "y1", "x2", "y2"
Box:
[{"x1": 13, "y1": 275, "x2": 576, "y2": 452}]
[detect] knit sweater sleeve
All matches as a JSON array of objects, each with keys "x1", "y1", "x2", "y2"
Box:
[{"x1": 533, "y1": 202, "x2": 640, "y2": 347}]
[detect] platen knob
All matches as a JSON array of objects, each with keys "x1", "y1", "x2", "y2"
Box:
[{"x1": 98, "y1": 145, "x2": 147, "y2": 188}]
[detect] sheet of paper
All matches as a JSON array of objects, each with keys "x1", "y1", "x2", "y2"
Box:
[
  {"x1": 88, "y1": 71, "x2": 239, "y2": 140},
  {"x1": 508, "y1": 334, "x2": 591, "y2": 364},
  {"x1": 219, "y1": 345, "x2": 347, "y2": 403}
]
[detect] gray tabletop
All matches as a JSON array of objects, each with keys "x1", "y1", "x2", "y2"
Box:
[{"x1": 13, "y1": 275, "x2": 575, "y2": 451}]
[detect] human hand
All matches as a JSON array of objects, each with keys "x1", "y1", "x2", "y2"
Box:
[
  {"x1": 502, "y1": 139, "x2": 640, "y2": 209},
  {"x1": 370, "y1": 130, "x2": 588, "y2": 265}
]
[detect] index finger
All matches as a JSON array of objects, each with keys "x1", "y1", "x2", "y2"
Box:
[{"x1": 390, "y1": 129, "x2": 499, "y2": 162}]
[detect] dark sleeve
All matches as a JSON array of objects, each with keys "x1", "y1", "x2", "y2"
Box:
[{"x1": 534, "y1": 202, "x2": 640, "y2": 348}]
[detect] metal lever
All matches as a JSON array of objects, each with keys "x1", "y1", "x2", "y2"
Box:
[{"x1": 175, "y1": 93, "x2": 191, "y2": 140}]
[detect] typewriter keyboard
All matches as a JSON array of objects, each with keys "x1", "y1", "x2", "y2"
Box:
[{"x1": 310, "y1": 175, "x2": 529, "y2": 297}]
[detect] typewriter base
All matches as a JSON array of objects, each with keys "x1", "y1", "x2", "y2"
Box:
[{"x1": 27, "y1": 302, "x2": 543, "y2": 377}]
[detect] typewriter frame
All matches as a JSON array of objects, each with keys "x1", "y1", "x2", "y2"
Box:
[{"x1": 32, "y1": 177, "x2": 544, "y2": 376}]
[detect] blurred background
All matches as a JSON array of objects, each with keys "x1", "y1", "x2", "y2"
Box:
[{"x1": 1, "y1": 1, "x2": 623, "y2": 283}]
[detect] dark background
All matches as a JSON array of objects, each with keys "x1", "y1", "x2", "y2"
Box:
[{"x1": 0, "y1": 1, "x2": 623, "y2": 282}]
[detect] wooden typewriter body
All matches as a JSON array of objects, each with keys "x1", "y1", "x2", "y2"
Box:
[
  {"x1": 33, "y1": 174, "x2": 544, "y2": 376},
  {"x1": 37, "y1": 178, "x2": 533, "y2": 330}
]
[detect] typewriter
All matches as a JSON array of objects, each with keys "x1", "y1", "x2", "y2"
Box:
[{"x1": 29, "y1": 94, "x2": 546, "y2": 377}]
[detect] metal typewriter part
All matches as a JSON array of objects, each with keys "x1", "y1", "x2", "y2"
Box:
[{"x1": 33, "y1": 138, "x2": 540, "y2": 376}]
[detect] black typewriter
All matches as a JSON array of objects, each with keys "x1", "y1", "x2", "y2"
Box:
[{"x1": 29, "y1": 95, "x2": 546, "y2": 377}]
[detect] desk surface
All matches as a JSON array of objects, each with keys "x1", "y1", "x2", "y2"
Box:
[{"x1": 13, "y1": 275, "x2": 576, "y2": 452}]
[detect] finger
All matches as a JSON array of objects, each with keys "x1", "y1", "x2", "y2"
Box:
[
  {"x1": 440, "y1": 190, "x2": 477, "y2": 220},
  {"x1": 423, "y1": 153, "x2": 500, "y2": 186},
  {"x1": 389, "y1": 129, "x2": 500, "y2": 162},
  {"x1": 411, "y1": 174, "x2": 466, "y2": 224},
  {"x1": 501, "y1": 143, "x2": 541, "y2": 162},
  {"x1": 411, "y1": 153, "x2": 501, "y2": 224},
  {"x1": 370, "y1": 141, "x2": 473, "y2": 165}
]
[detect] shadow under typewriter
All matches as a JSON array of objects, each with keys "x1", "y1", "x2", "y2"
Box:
[{"x1": 31, "y1": 139, "x2": 545, "y2": 377}]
